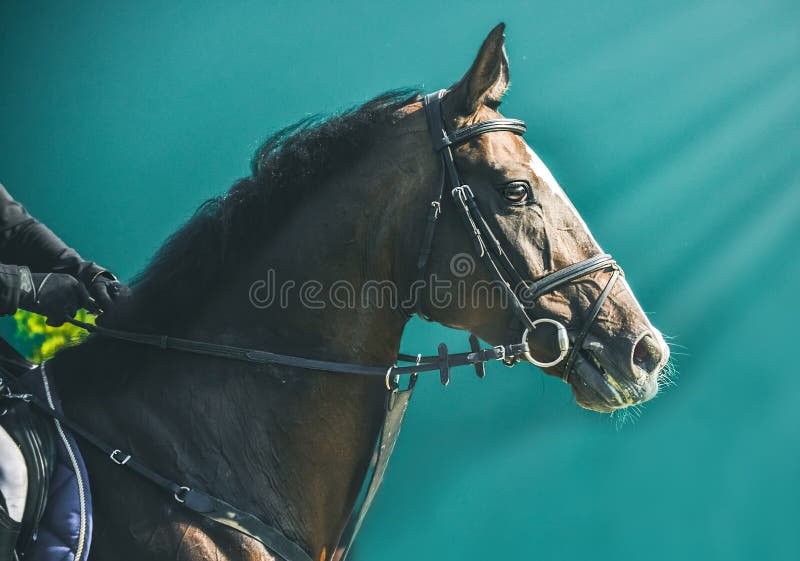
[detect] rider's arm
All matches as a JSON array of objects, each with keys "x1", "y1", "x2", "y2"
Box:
[
  {"x1": 0, "y1": 263, "x2": 30, "y2": 315},
  {"x1": 0, "y1": 183, "x2": 123, "y2": 318},
  {"x1": 0, "y1": 183, "x2": 110, "y2": 285}
]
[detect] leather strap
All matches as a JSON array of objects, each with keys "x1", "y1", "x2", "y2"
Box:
[
  {"x1": 2, "y1": 376, "x2": 314, "y2": 561},
  {"x1": 469, "y1": 335, "x2": 486, "y2": 378},
  {"x1": 437, "y1": 343, "x2": 451, "y2": 386},
  {"x1": 65, "y1": 319, "x2": 526, "y2": 384},
  {"x1": 438, "y1": 119, "x2": 527, "y2": 149},
  {"x1": 332, "y1": 386, "x2": 414, "y2": 561},
  {"x1": 423, "y1": 90, "x2": 526, "y2": 151},
  {"x1": 413, "y1": 91, "x2": 449, "y2": 320},
  {"x1": 561, "y1": 268, "x2": 621, "y2": 381},
  {"x1": 423, "y1": 91, "x2": 541, "y2": 341},
  {"x1": 525, "y1": 254, "x2": 617, "y2": 301}
]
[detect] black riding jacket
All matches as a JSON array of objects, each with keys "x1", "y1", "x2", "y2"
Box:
[{"x1": 0, "y1": 183, "x2": 106, "y2": 315}]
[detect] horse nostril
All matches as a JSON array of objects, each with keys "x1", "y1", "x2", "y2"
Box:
[{"x1": 632, "y1": 333, "x2": 662, "y2": 376}]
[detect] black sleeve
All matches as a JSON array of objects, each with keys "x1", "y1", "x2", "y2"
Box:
[
  {"x1": 0, "y1": 183, "x2": 105, "y2": 285},
  {"x1": 0, "y1": 263, "x2": 24, "y2": 315}
]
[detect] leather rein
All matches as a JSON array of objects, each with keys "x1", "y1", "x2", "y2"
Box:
[{"x1": 4, "y1": 89, "x2": 622, "y2": 561}]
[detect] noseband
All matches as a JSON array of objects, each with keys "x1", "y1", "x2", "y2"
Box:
[{"x1": 416, "y1": 90, "x2": 621, "y2": 381}]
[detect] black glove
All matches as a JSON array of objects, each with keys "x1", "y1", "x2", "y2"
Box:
[
  {"x1": 19, "y1": 269, "x2": 90, "y2": 327},
  {"x1": 86, "y1": 270, "x2": 125, "y2": 311}
]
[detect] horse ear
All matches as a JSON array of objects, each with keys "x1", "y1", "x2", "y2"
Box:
[{"x1": 449, "y1": 23, "x2": 510, "y2": 114}]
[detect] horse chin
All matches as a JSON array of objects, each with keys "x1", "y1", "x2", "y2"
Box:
[{"x1": 565, "y1": 350, "x2": 658, "y2": 413}]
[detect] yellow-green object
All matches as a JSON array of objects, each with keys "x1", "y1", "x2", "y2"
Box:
[{"x1": 13, "y1": 310, "x2": 94, "y2": 363}]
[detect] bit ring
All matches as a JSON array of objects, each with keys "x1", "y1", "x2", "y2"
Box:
[{"x1": 521, "y1": 319, "x2": 570, "y2": 368}]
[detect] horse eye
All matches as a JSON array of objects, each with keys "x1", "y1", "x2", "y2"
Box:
[{"x1": 503, "y1": 182, "x2": 530, "y2": 204}]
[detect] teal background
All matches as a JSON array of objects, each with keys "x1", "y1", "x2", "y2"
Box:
[{"x1": 2, "y1": 1, "x2": 798, "y2": 559}]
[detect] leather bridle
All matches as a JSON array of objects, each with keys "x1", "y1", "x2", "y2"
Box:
[
  {"x1": 56, "y1": 92, "x2": 621, "y2": 384},
  {"x1": 415, "y1": 90, "x2": 621, "y2": 381},
  {"x1": 3, "y1": 89, "x2": 623, "y2": 561}
]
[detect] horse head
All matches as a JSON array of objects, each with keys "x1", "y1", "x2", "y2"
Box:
[{"x1": 395, "y1": 24, "x2": 670, "y2": 412}]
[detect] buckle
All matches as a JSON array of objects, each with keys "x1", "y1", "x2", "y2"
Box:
[
  {"x1": 384, "y1": 365, "x2": 398, "y2": 391},
  {"x1": 174, "y1": 486, "x2": 191, "y2": 503},
  {"x1": 408, "y1": 354, "x2": 421, "y2": 390},
  {"x1": 0, "y1": 387, "x2": 32, "y2": 403},
  {"x1": 493, "y1": 345, "x2": 506, "y2": 361},
  {"x1": 110, "y1": 449, "x2": 131, "y2": 465},
  {"x1": 451, "y1": 184, "x2": 475, "y2": 200}
]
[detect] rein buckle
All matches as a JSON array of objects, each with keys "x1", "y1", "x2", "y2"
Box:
[
  {"x1": 174, "y1": 486, "x2": 191, "y2": 503},
  {"x1": 110, "y1": 449, "x2": 131, "y2": 465},
  {"x1": 502, "y1": 356, "x2": 520, "y2": 368},
  {"x1": 384, "y1": 366, "x2": 398, "y2": 391}
]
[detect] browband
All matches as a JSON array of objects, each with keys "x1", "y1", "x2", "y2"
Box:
[{"x1": 424, "y1": 89, "x2": 526, "y2": 151}]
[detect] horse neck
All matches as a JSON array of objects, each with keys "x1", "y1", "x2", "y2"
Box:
[{"x1": 52, "y1": 119, "x2": 436, "y2": 557}]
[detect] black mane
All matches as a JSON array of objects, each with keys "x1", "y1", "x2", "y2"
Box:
[{"x1": 116, "y1": 88, "x2": 421, "y2": 328}]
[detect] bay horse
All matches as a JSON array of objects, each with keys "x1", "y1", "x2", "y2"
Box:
[{"x1": 48, "y1": 23, "x2": 669, "y2": 561}]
